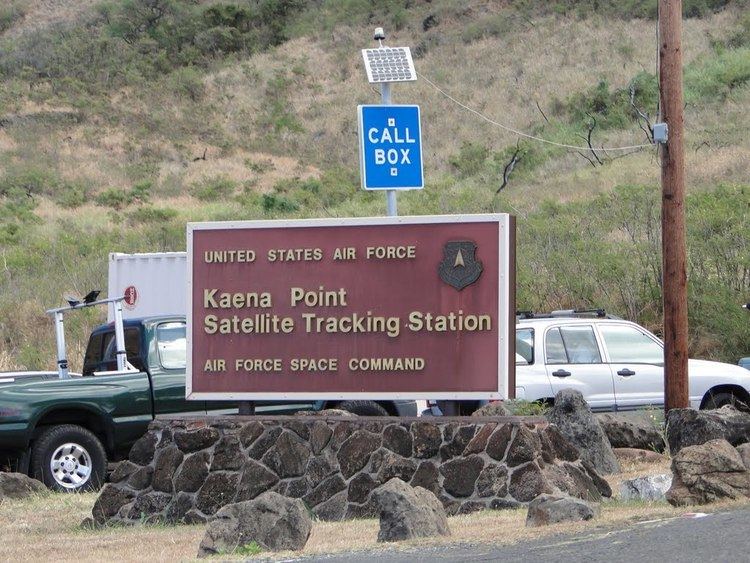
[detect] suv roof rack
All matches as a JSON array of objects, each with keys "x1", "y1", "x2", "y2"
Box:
[{"x1": 516, "y1": 309, "x2": 622, "y2": 320}]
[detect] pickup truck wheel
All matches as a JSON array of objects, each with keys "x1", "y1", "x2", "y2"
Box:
[
  {"x1": 337, "y1": 400, "x2": 390, "y2": 416},
  {"x1": 31, "y1": 425, "x2": 107, "y2": 492}
]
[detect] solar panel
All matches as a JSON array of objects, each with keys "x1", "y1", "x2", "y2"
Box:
[{"x1": 361, "y1": 47, "x2": 417, "y2": 84}]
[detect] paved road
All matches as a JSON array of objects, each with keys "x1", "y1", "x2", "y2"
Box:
[{"x1": 292, "y1": 506, "x2": 750, "y2": 563}]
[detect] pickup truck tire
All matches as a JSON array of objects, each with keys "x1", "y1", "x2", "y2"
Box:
[
  {"x1": 30, "y1": 424, "x2": 107, "y2": 492},
  {"x1": 336, "y1": 400, "x2": 390, "y2": 416}
]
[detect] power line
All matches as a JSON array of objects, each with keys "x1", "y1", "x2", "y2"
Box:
[{"x1": 416, "y1": 71, "x2": 654, "y2": 152}]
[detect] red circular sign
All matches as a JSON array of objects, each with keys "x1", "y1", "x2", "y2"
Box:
[{"x1": 124, "y1": 285, "x2": 138, "y2": 308}]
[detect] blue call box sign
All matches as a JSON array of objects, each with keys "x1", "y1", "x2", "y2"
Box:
[{"x1": 358, "y1": 104, "x2": 423, "y2": 190}]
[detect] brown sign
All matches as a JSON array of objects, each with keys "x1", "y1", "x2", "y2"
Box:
[{"x1": 187, "y1": 215, "x2": 515, "y2": 400}]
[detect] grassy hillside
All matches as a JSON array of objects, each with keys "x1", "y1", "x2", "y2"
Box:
[{"x1": 0, "y1": 0, "x2": 749, "y2": 369}]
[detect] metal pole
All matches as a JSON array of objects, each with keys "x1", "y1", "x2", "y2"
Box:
[
  {"x1": 380, "y1": 82, "x2": 398, "y2": 217},
  {"x1": 113, "y1": 300, "x2": 128, "y2": 372},
  {"x1": 659, "y1": 0, "x2": 689, "y2": 412},
  {"x1": 53, "y1": 312, "x2": 70, "y2": 379}
]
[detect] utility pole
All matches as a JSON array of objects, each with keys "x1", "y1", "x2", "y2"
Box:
[{"x1": 659, "y1": 0, "x2": 689, "y2": 412}]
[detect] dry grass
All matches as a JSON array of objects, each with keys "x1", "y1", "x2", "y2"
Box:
[
  {"x1": 0, "y1": 493, "x2": 202, "y2": 562},
  {"x1": 0, "y1": 350, "x2": 23, "y2": 371},
  {"x1": 3, "y1": 457, "x2": 749, "y2": 562}
]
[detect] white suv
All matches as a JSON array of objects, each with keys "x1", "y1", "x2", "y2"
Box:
[{"x1": 515, "y1": 311, "x2": 750, "y2": 411}]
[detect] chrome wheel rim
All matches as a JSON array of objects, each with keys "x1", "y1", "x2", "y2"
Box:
[{"x1": 50, "y1": 442, "x2": 92, "y2": 489}]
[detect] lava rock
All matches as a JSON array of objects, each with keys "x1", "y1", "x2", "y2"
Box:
[
  {"x1": 372, "y1": 478, "x2": 450, "y2": 542},
  {"x1": 0, "y1": 472, "x2": 45, "y2": 500},
  {"x1": 597, "y1": 413, "x2": 666, "y2": 452},
  {"x1": 666, "y1": 438, "x2": 750, "y2": 505},
  {"x1": 337, "y1": 430, "x2": 381, "y2": 478},
  {"x1": 620, "y1": 474, "x2": 673, "y2": 501},
  {"x1": 174, "y1": 427, "x2": 220, "y2": 453},
  {"x1": 129, "y1": 432, "x2": 158, "y2": 465},
  {"x1": 174, "y1": 451, "x2": 211, "y2": 493},
  {"x1": 526, "y1": 494, "x2": 597, "y2": 527},
  {"x1": 410, "y1": 422, "x2": 442, "y2": 459},
  {"x1": 666, "y1": 406, "x2": 750, "y2": 455},
  {"x1": 197, "y1": 492, "x2": 312, "y2": 557},
  {"x1": 547, "y1": 389, "x2": 620, "y2": 474}
]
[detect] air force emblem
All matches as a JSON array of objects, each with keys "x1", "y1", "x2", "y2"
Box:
[{"x1": 438, "y1": 241, "x2": 483, "y2": 290}]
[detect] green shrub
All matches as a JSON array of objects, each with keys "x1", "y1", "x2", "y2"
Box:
[
  {"x1": 461, "y1": 14, "x2": 515, "y2": 43},
  {"x1": 504, "y1": 400, "x2": 550, "y2": 416},
  {"x1": 0, "y1": 168, "x2": 61, "y2": 200},
  {"x1": 127, "y1": 206, "x2": 178, "y2": 223},
  {"x1": 190, "y1": 176, "x2": 237, "y2": 201},
  {"x1": 167, "y1": 67, "x2": 205, "y2": 101},
  {"x1": 685, "y1": 47, "x2": 750, "y2": 101},
  {"x1": 262, "y1": 193, "x2": 298, "y2": 213},
  {"x1": 0, "y1": 1, "x2": 27, "y2": 33},
  {"x1": 56, "y1": 182, "x2": 89, "y2": 209},
  {"x1": 95, "y1": 188, "x2": 129, "y2": 210},
  {"x1": 129, "y1": 181, "x2": 152, "y2": 205},
  {"x1": 726, "y1": 12, "x2": 750, "y2": 48},
  {"x1": 449, "y1": 142, "x2": 490, "y2": 178}
]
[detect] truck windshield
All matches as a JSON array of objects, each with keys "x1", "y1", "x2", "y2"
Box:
[{"x1": 157, "y1": 322, "x2": 186, "y2": 369}]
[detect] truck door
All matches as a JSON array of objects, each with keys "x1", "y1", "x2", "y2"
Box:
[{"x1": 151, "y1": 321, "x2": 206, "y2": 415}]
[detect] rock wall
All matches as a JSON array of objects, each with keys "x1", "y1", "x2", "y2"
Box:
[{"x1": 92, "y1": 416, "x2": 611, "y2": 526}]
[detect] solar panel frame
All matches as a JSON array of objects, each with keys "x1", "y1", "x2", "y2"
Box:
[{"x1": 361, "y1": 47, "x2": 417, "y2": 84}]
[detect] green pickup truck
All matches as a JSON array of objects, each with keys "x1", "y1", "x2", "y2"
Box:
[{"x1": 0, "y1": 315, "x2": 416, "y2": 492}]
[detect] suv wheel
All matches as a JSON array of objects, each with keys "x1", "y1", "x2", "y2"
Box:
[
  {"x1": 703, "y1": 391, "x2": 749, "y2": 412},
  {"x1": 31, "y1": 424, "x2": 107, "y2": 492}
]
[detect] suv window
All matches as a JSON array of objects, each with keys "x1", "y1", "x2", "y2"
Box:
[
  {"x1": 516, "y1": 329, "x2": 534, "y2": 364},
  {"x1": 157, "y1": 322, "x2": 186, "y2": 369},
  {"x1": 546, "y1": 325, "x2": 602, "y2": 364},
  {"x1": 599, "y1": 324, "x2": 663, "y2": 364}
]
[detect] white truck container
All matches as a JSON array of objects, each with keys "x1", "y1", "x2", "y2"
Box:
[{"x1": 107, "y1": 252, "x2": 186, "y2": 321}]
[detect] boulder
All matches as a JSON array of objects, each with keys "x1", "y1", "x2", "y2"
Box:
[
  {"x1": 547, "y1": 389, "x2": 620, "y2": 474},
  {"x1": 372, "y1": 478, "x2": 450, "y2": 542},
  {"x1": 472, "y1": 402, "x2": 512, "y2": 417},
  {"x1": 613, "y1": 448, "x2": 667, "y2": 464},
  {"x1": 666, "y1": 439, "x2": 750, "y2": 506},
  {"x1": 666, "y1": 406, "x2": 750, "y2": 455},
  {"x1": 0, "y1": 472, "x2": 46, "y2": 500},
  {"x1": 737, "y1": 443, "x2": 750, "y2": 470},
  {"x1": 620, "y1": 474, "x2": 672, "y2": 502},
  {"x1": 596, "y1": 413, "x2": 666, "y2": 452},
  {"x1": 525, "y1": 494, "x2": 597, "y2": 527},
  {"x1": 197, "y1": 492, "x2": 311, "y2": 557}
]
